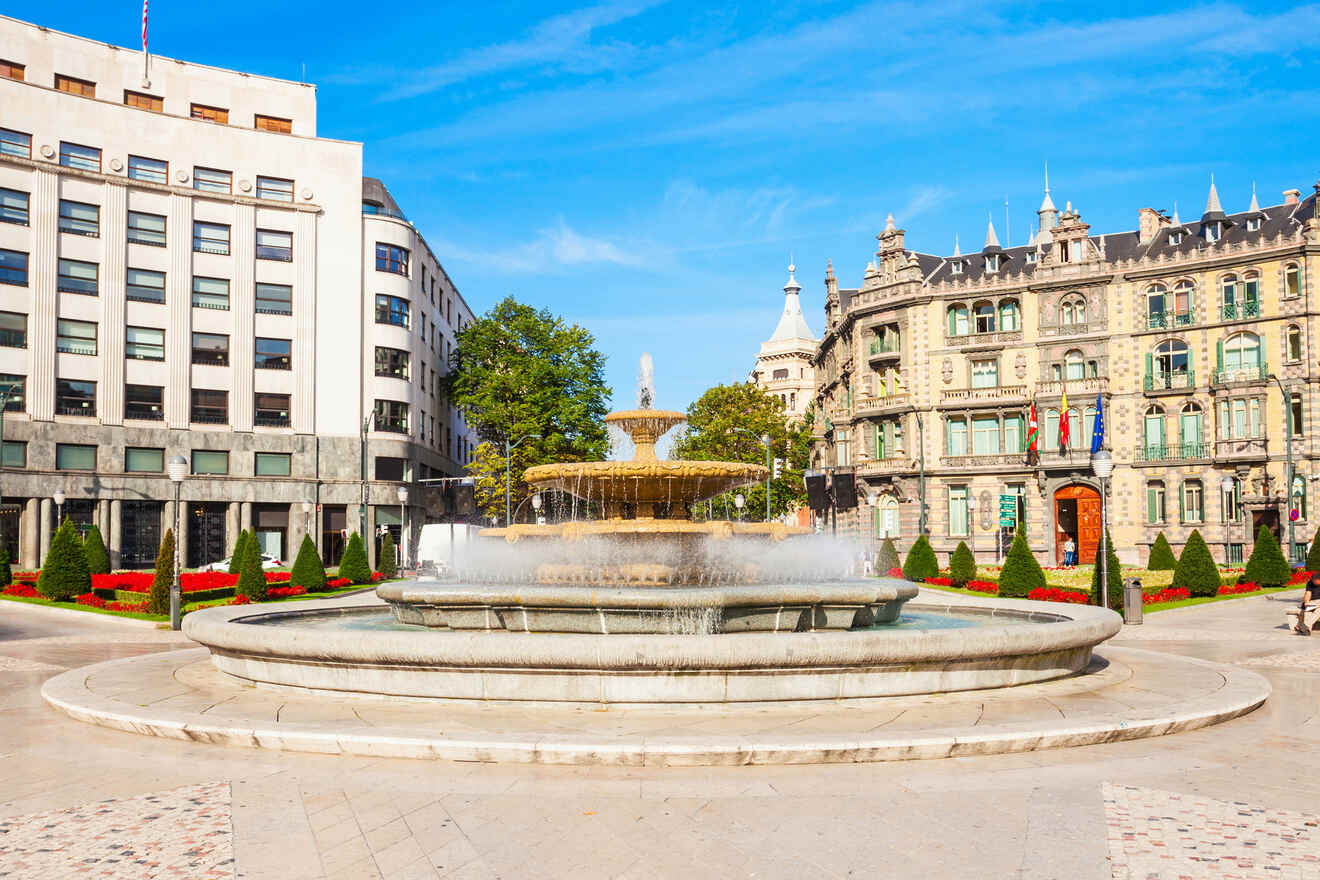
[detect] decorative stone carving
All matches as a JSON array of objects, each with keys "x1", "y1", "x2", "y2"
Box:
[
  {"x1": 1015, "y1": 353, "x2": 1028, "y2": 379},
  {"x1": 942, "y1": 358, "x2": 954, "y2": 384}
]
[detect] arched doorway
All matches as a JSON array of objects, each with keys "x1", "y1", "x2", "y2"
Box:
[{"x1": 1054, "y1": 484, "x2": 1101, "y2": 565}]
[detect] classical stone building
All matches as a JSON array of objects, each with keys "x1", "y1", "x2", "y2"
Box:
[
  {"x1": 0, "y1": 15, "x2": 477, "y2": 569},
  {"x1": 809, "y1": 174, "x2": 1319, "y2": 567},
  {"x1": 751, "y1": 262, "x2": 817, "y2": 421}
]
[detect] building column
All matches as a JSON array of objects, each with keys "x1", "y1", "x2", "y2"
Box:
[
  {"x1": 38, "y1": 498, "x2": 51, "y2": 565},
  {"x1": 366, "y1": 505, "x2": 377, "y2": 569},
  {"x1": 226, "y1": 502, "x2": 240, "y2": 552},
  {"x1": 288, "y1": 504, "x2": 308, "y2": 563},
  {"x1": 109, "y1": 500, "x2": 122, "y2": 570},
  {"x1": 21, "y1": 498, "x2": 38, "y2": 570},
  {"x1": 175, "y1": 500, "x2": 189, "y2": 569}
]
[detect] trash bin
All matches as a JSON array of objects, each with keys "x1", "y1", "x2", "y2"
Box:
[{"x1": 1123, "y1": 578, "x2": 1143, "y2": 625}]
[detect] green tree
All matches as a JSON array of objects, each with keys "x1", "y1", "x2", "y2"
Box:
[
  {"x1": 378, "y1": 532, "x2": 398, "y2": 579},
  {"x1": 876, "y1": 537, "x2": 900, "y2": 575},
  {"x1": 228, "y1": 530, "x2": 250, "y2": 575},
  {"x1": 1172, "y1": 529, "x2": 1220, "y2": 598},
  {"x1": 1306, "y1": 526, "x2": 1320, "y2": 573},
  {"x1": 0, "y1": 545, "x2": 11, "y2": 587},
  {"x1": 1091, "y1": 529, "x2": 1123, "y2": 612},
  {"x1": 1244, "y1": 523, "x2": 1291, "y2": 588},
  {"x1": 147, "y1": 529, "x2": 175, "y2": 615},
  {"x1": 1147, "y1": 532, "x2": 1178, "y2": 571},
  {"x1": 37, "y1": 518, "x2": 91, "y2": 601},
  {"x1": 999, "y1": 529, "x2": 1046, "y2": 598},
  {"x1": 82, "y1": 524, "x2": 111, "y2": 574},
  {"x1": 338, "y1": 532, "x2": 372, "y2": 585},
  {"x1": 671, "y1": 383, "x2": 815, "y2": 519},
  {"x1": 235, "y1": 533, "x2": 267, "y2": 601},
  {"x1": 288, "y1": 534, "x2": 326, "y2": 592},
  {"x1": 949, "y1": 541, "x2": 976, "y2": 587},
  {"x1": 902, "y1": 535, "x2": 939, "y2": 581},
  {"x1": 444, "y1": 296, "x2": 611, "y2": 523}
]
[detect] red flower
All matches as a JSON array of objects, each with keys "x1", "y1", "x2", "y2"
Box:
[
  {"x1": 229, "y1": 594, "x2": 251, "y2": 605},
  {"x1": 968, "y1": 580, "x2": 999, "y2": 594},
  {"x1": 75, "y1": 592, "x2": 107, "y2": 608},
  {"x1": 926, "y1": 576, "x2": 953, "y2": 586},
  {"x1": 1143, "y1": 587, "x2": 1190, "y2": 605},
  {"x1": 886, "y1": 567, "x2": 903, "y2": 578},
  {"x1": 2, "y1": 583, "x2": 38, "y2": 597},
  {"x1": 266, "y1": 585, "x2": 307, "y2": 599},
  {"x1": 1027, "y1": 587, "x2": 1087, "y2": 604},
  {"x1": 327, "y1": 577, "x2": 351, "y2": 588},
  {"x1": 1217, "y1": 582, "x2": 1262, "y2": 595}
]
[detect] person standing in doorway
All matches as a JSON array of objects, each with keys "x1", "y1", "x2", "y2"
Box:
[{"x1": 1063, "y1": 536, "x2": 1077, "y2": 567}]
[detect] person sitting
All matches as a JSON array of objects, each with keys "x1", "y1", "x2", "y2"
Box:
[{"x1": 1296, "y1": 573, "x2": 1320, "y2": 636}]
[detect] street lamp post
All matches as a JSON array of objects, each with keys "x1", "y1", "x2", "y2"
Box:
[
  {"x1": 396, "y1": 485, "x2": 409, "y2": 571},
  {"x1": 166, "y1": 455, "x2": 188, "y2": 631},
  {"x1": 531, "y1": 492, "x2": 543, "y2": 524},
  {"x1": 966, "y1": 494, "x2": 978, "y2": 563},
  {"x1": 302, "y1": 501, "x2": 314, "y2": 556},
  {"x1": 53, "y1": 489, "x2": 65, "y2": 527},
  {"x1": 504, "y1": 434, "x2": 539, "y2": 527},
  {"x1": 1268, "y1": 373, "x2": 1296, "y2": 562},
  {"x1": 1222, "y1": 475, "x2": 1237, "y2": 565},
  {"x1": 734, "y1": 493, "x2": 746, "y2": 521},
  {"x1": 1090, "y1": 449, "x2": 1114, "y2": 609}
]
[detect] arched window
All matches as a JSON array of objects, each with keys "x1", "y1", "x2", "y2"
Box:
[
  {"x1": 1243, "y1": 271, "x2": 1260, "y2": 315},
  {"x1": 1179, "y1": 403, "x2": 1203, "y2": 454},
  {"x1": 1151, "y1": 339, "x2": 1190, "y2": 388},
  {"x1": 879, "y1": 495, "x2": 900, "y2": 538},
  {"x1": 1221, "y1": 331, "x2": 1261, "y2": 379},
  {"x1": 1285, "y1": 263, "x2": 1301, "y2": 298},
  {"x1": 947, "y1": 304, "x2": 969, "y2": 336},
  {"x1": 1220, "y1": 273, "x2": 1239, "y2": 319},
  {"x1": 1067, "y1": 407, "x2": 1084, "y2": 450},
  {"x1": 1145, "y1": 283, "x2": 1167, "y2": 329},
  {"x1": 1044, "y1": 409, "x2": 1059, "y2": 450},
  {"x1": 1173, "y1": 280, "x2": 1194, "y2": 325},
  {"x1": 1083, "y1": 406, "x2": 1098, "y2": 450},
  {"x1": 998, "y1": 299, "x2": 1020, "y2": 332},
  {"x1": 1060, "y1": 294, "x2": 1086, "y2": 326},
  {"x1": 1293, "y1": 476, "x2": 1307, "y2": 521},
  {"x1": 1144, "y1": 405, "x2": 1165, "y2": 457},
  {"x1": 1064, "y1": 350, "x2": 1084, "y2": 381},
  {"x1": 973, "y1": 301, "x2": 995, "y2": 334},
  {"x1": 1287, "y1": 324, "x2": 1303, "y2": 362}
]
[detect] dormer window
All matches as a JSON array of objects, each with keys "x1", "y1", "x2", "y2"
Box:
[
  {"x1": 1205, "y1": 222, "x2": 1221, "y2": 243},
  {"x1": 1025, "y1": 250, "x2": 1037, "y2": 264},
  {"x1": 985, "y1": 255, "x2": 1001, "y2": 273},
  {"x1": 1057, "y1": 241, "x2": 1070, "y2": 263},
  {"x1": 1246, "y1": 217, "x2": 1261, "y2": 232},
  {"x1": 950, "y1": 261, "x2": 963, "y2": 276},
  {"x1": 1169, "y1": 231, "x2": 1184, "y2": 246}
]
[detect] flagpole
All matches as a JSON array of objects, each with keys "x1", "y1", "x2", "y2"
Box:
[{"x1": 141, "y1": 0, "x2": 150, "y2": 87}]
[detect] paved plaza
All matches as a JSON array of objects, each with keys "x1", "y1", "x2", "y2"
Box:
[{"x1": 1, "y1": 592, "x2": 1318, "y2": 879}]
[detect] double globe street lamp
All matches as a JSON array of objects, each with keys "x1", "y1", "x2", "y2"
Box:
[{"x1": 166, "y1": 455, "x2": 188, "y2": 630}]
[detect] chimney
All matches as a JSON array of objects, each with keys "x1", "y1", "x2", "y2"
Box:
[
  {"x1": 1284, "y1": 189, "x2": 1301, "y2": 206},
  {"x1": 1138, "y1": 207, "x2": 1169, "y2": 244}
]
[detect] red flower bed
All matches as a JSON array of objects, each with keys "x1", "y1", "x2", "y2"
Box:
[
  {"x1": 1289, "y1": 570, "x2": 1313, "y2": 585},
  {"x1": 967, "y1": 579, "x2": 998, "y2": 594},
  {"x1": 1218, "y1": 582, "x2": 1262, "y2": 595},
  {"x1": 1143, "y1": 587, "x2": 1190, "y2": 605},
  {"x1": 3, "y1": 583, "x2": 38, "y2": 597},
  {"x1": 75, "y1": 592, "x2": 106, "y2": 608},
  {"x1": 265, "y1": 571, "x2": 291, "y2": 583},
  {"x1": 886, "y1": 567, "x2": 903, "y2": 578},
  {"x1": 925, "y1": 576, "x2": 953, "y2": 586},
  {"x1": 327, "y1": 577, "x2": 351, "y2": 588},
  {"x1": 266, "y1": 585, "x2": 306, "y2": 599},
  {"x1": 371, "y1": 572, "x2": 384, "y2": 582},
  {"x1": 230, "y1": 594, "x2": 251, "y2": 605},
  {"x1": 1027, "y1": 587, "x2": 1089, "y2": 604}
]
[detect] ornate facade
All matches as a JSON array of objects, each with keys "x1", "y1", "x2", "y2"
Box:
[
  {"x1": 751, "y1": 263, "x2": 817, "y2": 421},
  {"x1": 809, "y1": 175, "x2": 1320, "y2": 566}
]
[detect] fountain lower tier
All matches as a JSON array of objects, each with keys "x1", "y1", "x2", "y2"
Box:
[{"x1": 376, "y1": 580, "x2": 917, "y2": 634}]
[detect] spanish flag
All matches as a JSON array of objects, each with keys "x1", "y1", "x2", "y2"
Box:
[{"x1": 1059, "y1": 387, "x2": 1071, "y2": 453}]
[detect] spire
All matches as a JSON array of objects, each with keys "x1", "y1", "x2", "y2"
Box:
[
  {"x1": 984, "y1": 213, "x2": 1001, "y2": 250},
  {"x1": 1038, "y1": 161, "x2": 1059, "y2": 230},
  {"x1": 769, "y1": 259, "x2": 813, "y2": 342},
  {"x1": 825, "y1": 258, "x2": 835, "y2": 282},
  {"x1": 884, "y1": 213, "x2": 896, "y2": 232},
  {"x1": 1204, "y1": 173, "x2": 1223, "y2": 216},
  {"x1": 953, "y1": 234, "x2": 961, "y2": 257},
  {"x1": 1248, "y1": 181, "x2": 1261, "y2": 214},
  {"x1": 784, "y1": 257, "x2": 800, "y2": 293},
  {"x1": 1171, "y1": 201, "x2": 1182, "y2": 227}
]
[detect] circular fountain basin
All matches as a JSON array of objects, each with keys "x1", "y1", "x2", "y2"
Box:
[{"x1": 182, "y1": 590, "x2": 1122, "y2": 704}]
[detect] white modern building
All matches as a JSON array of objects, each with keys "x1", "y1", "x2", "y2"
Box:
[{"x1": 0, "y1": 15, "x2": 477, "y2": 569}]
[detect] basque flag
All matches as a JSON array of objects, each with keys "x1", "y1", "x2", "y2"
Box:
[
  {"x1": 1091, "y1": 393, "x2": 1105, "y2": 454},
  {"x1": 1025, "y1": 402, "x2": 1039, "y2": 466},
  {"x1": 1059, "y1": 387, "x2": 1070, "y2": 453}
]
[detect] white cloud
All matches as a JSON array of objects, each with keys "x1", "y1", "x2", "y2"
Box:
[{"x1": 435, "y1": 220, "x2": 647, "y2": 273}]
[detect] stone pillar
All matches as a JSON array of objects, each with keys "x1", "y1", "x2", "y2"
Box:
[
  {"x1": 288, "y1": 504, "x2": 307, "y2": 564},
  {"x1": 366, "y1": 505, "x2": 377, "y2": 569},
  {"x1": 38, "y1": 498, "x2": 51, "y2": 565},
  {"x1": 226, "y1": 502, "x2": 240, "y2": 552},
  {"x1": 109, "y1": 500, "x2": 122, "y2": 570},
  {"x1": 175, "y1": 500, "x2": 189, "y2": 569},
  {"x1": 21, "y1": 498, "x2": 38, "y2": 570},
  {"x1": 240, "y1": 501, "x2": 252, "y2": 533}
]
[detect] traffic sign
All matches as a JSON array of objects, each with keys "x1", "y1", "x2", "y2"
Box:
[{"x1": 1290, "y1": 508, "x2": 1301, "y2": 522}]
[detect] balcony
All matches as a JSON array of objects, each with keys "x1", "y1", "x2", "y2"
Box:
[
  {"x1": 868, "y1": 338, "x2": 902, "y2": 364},
  {"x1": 945, "y1": 330, "x2": 1024, "y2": 347},
  {"x1": 1036, "y1": 377, "x2": 1108, "y2": 397},
  {"x1": 855, "y1": 393, "x2": 911, "y2": 416},
  {"x1": 1144, "y1": 370, "x2": 1194, "y2": 393},
  {"x1": 1146, "y1": 312, "x2": 1194, "y2": 330},
  {"x1": 1220, "y1": 301, "x2": 1261, "y2": 321},
  {"x1": 1216, "y1": 437, "x2": 1267, "y2": 461},
  {"x1": 856, "y1": 456, "x2": 913, "y2": 476},
  {"x1": 1134, "y1": 443, "x2": 1211, "y2": 464},
  {"x1": 942, "y1": 452, "x2": 1028, "y2": 469},
  {"x1": 940, "y1": 385, "x2": 1027, "y2": 407},
  {"x1": 1040, "y1": 322, "x2": 1089, "y2": 337},
  {"x1": 1211, "y1": 364, "x2": 1268, "y2": 388}
]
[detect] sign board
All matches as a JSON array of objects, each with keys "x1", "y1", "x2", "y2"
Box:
[
  {"x1": 1290, "y1": 508, "x2": 1301, "y2": 522},
  {"x1": 999, "y1": 493, "x2": 1018, "y2": 527}
]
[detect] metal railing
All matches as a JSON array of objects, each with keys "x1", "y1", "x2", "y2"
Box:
[
  {"x1": 1134, "y1": 442, "x2": 1211, "y2": 462},
  {"x1": 1215, "y1": 437, "x2": 1267, "y2": 458},
  {"x1": 1143, "y1": 370, "x2": 1194, "y2": 391},
  {"x1": 1036, "y1": 377, "x2": 1107, "y2": 395},
  {"x1": 869, "y1": 338, "x2": 901, "y2": 356},
  {"x1": 1220, "y1": 301, "x2": 1261, "y2": 321},
  {"x1": 941, "y1": 385, "x2": 1027, "y2": 403},
  {"x1": 1146, "y1": 312, "x2": 1194, "y2": 329},
  {"x1": 1211, "y1": 364, "x2": 1268, "y2": 386}
]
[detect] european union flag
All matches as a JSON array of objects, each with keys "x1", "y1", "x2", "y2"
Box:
[{"x1": 1091, "y1": 393, "x2": 1105, "y2": 454}]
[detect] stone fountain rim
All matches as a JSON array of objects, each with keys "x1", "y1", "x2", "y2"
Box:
[
  {"x1": 524, "y1": 460, "x2": 768, "y2": 478},
  {"x1": 603, "y1": 409, "x2": 687, "y2": 423},
  {"x1": 375, "y1": 580, "x2": 920, "y2": 609}
]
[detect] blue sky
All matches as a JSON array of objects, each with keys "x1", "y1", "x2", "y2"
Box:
[{"x1": 14, "y1": 1, "x2": 1320, "y2": 411}]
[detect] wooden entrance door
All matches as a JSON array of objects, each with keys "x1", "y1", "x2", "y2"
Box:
[{"x1": 1055, "y1": 485, "x2": 1102, "y2": 564}]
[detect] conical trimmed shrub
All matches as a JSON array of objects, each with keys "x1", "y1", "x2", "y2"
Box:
[
  {"x1": 901, "y1": 534, "x2": 939, "y2": 582},
  {"x1": 1148, "y1": 532, "x2": 1177, "y2": 571},
  {"x1": 379, "y1": 532, "x2": 398, "y2": 579},
  {"x1": 338, "y1": 532, "x2": 372, "y2": 585},
  {"x1": 949, "y1": 541, "x2": 976, "y2": 587},
  {"x1": 236, "y1": 533, "x2": 267, "y2": 601},
  {"x1": 289, "y1": 534, "x2": 327, "y2": 592},
  {"x1": 1091, "y1": 529, "x2": 1123, "y2": 611},
  {"x1": 148, "y1": 529, "x2": 175, "y2": 615},
  {"x1": 82, "y1": 524, "x2": 111, "y2": 574},
  {"x1": 1244, "y1": 523, "x2": 1290, "y2": 588},
  {"x1": 1305, "y1": 526, "x2": 1320, "y2": 574},
  {"x1": 1172, "y1": 529, "x2": 1219, "y2": 598},
  {"x1": 999, "y1": 528, "x2": 1046, "y2": 598},
  {"x1": 876, "y1": 537, "x2": 900, "y2": 574},
  {"x1": 228, "y1": 530, "x2": 250, "y2": 575},
  {"x1": 37, "y1": 518, "x2": 91, "y2": 602},
  {"x1": 0, "y1": 545, "x2": 11, "y2": 587}
]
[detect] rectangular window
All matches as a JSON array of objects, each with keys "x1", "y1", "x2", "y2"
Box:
[
  {"x1": 255, "y1": 176, "x2": 293, "y2": 202},
  {"x1": 255, "y1": 228, "x2": 292, "y2": 261},
  {"x1": 0, "y1": 188, "x2": 28, "y2": 225},
  {"x1": 255, "y1": 451, "x2": 291, "y2": 476},
  {"x1": 1291, "y1": 393, "x2": 1304, "y2": 437},
  {"x1": 1182, "y1": 481, "x2": 1203, "y2": 523},
  {"x1": 1004, "y1": 414, "x2": 1024, "y2": 453},
  {"x1": 375, "y1": 456, "x2": 406, "y2": 481},
  {"x1": 190, "y1": 389, "x2": 228, "y2": 424},
  {"x1": 0, "y1": 312, "x2": 25, "y2": 348},
  {"x1": 126, "y1": 267, "x2": 165, "y2": 303},
  {"x1": 0, "y1": 374, "x2": 23, "y2": 413},
  {"x1": 948, "y1": 486, "x2": 969, "y2": 536},
  {"x1": 0, "y1": 249, "x2": 26, "y2": 286},
  {"x1": 127, "y1": 211, "x2": 166, "y2": 246},
  {"x1": 375, "y1": 294, "x2": 409, "y2": 327},
  {"x1": 59, "y1": 142, "x2": 101, "y2": 172},
  {"x1": 190, "y1": 104, "x2": 229, "y2": 124},
  {"x1": 55, "y1": 443, "x2": 96, "y2": 470},
  {"x1": 125, "y1": 447, "x2": 164, "y2": 473},
  {"x1": 123, "y1": 90, "x2": 162, "y2": 111},
  {"x1": 0, "y1": 128, "x2": 31, "y2": 159},
  {"x1": 191, "y1": 276, "x2": 230, "y2": 310},
  {"x1": 1146, "y1": 483, "x2": 1166, "y2": 522},
  {"x1": 0, "y1": 60, "x2": 24, "y2": 81},
  {"x1": 191, "y1": 332, "x2": 229, "y2": 366},
  {"x1": 2, "y1": 441, "x2": 25, "y2": 467},
  {"x1": 375, "y1": 243, "x2": 409, "y2": 275},
  {"x1": 971, "y1": 360, "x2": 998, "y2": 389},
  {"x1": 55, "y1": 74, "x2": 95, "y2": 96},
  {"x1": 254, "y1": 114, "x2": 292, "y2": 133},
  {"x1": 125, "y1": 326, "x2": 164, "y2": 361},
  {"x1": 56, "y1": 318, "x2": 96, "y2": 355},
  {"x1": 255, "y1": 393, "x2": 291, "y2": 427},
  {"x1": 972, "y1": 416, "x2": 1000, "y2": 455},
  {"x1": 193, "y1": 167, "x2": 232, "y2": 194},
  {"x1": 55, "y1": 379, "x2": 96, "y2": 416},
  {"x1": 192, "y1": 221, "x2": 230, "y2": 255},
  {"x1": 58, "y1": 200, "x2": 99, "y2": 236},
  {"x1": 254, "y1": 337, "x2": 291, "y2": 370},
  {"x1": 127, "y1": 155, "x2": 168, "y2": 184},
  {"x1": 56, "y1": 258, "x2": 98, "y2": 295},
  {"x1": 373, "y1": 399, "x2": 409, "y2": 433},
  {"x1": 191, "y1": 450, "x2": 229, "y2": 475},
  {"x1": 374, "y1": 346, "x2": 409, "y2": 379},
  {"x1": 255, "y1": 283, "x2": 293, "y2": 315},
  {"x1": 124, "y1": 384, "x2": 163, "y2": 421}
]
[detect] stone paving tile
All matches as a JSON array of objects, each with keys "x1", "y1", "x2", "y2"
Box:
[
  {"x1": 0, "y1": 781, "x2": 233, "y2": 878},
  {"x1": 1239, "y1": 648, "x2": 1320, "y2": 671},
  {"x1": 1103, "y1": 782, "x2": 1320, "y2": 879},
  {"x1": 0, "y1": 655, "x2": 64, "y2": 672}
]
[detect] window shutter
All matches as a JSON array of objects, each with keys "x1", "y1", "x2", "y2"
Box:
[
  {"x1": 1216, "y1": 340, "x2": 1224, "y2": 373},
  {"x1": 1178, "y1": 484, "x2": 1185, "y2": 523},
  {"x1": 1144, "y1": 352, "x2": 1153, "y2": 377}
]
